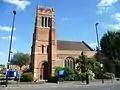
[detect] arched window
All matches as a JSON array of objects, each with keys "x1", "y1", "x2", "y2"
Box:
[
  {"x1": 64, "y1": 57, "x2": 75, "y2": 69},
  {"x1": 65, "y1": 60, "x2": 68, "y2": 67},
  {"x1": 70, "y1": 60, "x2": 73, "y2": 69}
]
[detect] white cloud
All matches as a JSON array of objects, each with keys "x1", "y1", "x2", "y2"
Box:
[
  {"x1": 0, "y1": 25, "x2": 16, "y2": 32},
  {"x1": 3, "y1": 0, "x2": 30, "y2": 10},
  {"x1": 89, "y1": 43, "x2": 97, "y2": 49},
  {"x1": 62, "y1": 17, "x2": 68, "y2": 21},
  {"x1": 112, "y1": 13, "x2": 120, "y2": 22},
  {"x1": 108, "y1": 23, "x2": 120, "y2": 30},
  {"x1": 0, "y1": 36, "x2": 16, "y2": 41},
  {"x1": 109, "y1": 13, "x2": 120, "y2": 30},
  {"x1": 97, "y1": 0, "x2": 118, "y2": 14}
]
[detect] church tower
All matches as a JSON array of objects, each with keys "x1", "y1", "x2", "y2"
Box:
[{"x1": 31, "y1": 6, "x2": 57, "y2": 81}]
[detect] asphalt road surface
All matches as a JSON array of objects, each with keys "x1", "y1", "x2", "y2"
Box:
[{"x1": 0, "y1": 81, "x2": 120, "y2": 90}]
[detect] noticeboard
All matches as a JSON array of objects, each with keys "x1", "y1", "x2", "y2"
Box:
[
  {"x1": 7, "y1": 69, "x2": 18, "y2": 77},
  {"x1": 58, "y1": 70, "x2": 65, "y2": 76}
]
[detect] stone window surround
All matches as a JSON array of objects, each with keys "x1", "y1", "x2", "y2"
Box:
[
  {"x1": 64, "y1": 57, "x2": 75, "y2": 69},
  {"x1": 37, "y1": 16, "x2": 54, "y2": 28}
]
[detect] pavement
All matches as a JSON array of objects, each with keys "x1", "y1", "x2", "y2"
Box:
[{"x1": 0, "y1": 80, "x2": 120, "y2": 90}]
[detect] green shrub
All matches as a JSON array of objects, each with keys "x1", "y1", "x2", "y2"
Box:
[
  {"x1": 64, "y1": 67, "x2": 77, "y2": 81},
  {"x1": 50, "y1": 76, "x2": 58, "y2": 82},
  {"x1": 74, "y1": 72, "x2": 81, "y2": 81},
  {"x1": 59, "y1": 78, "x2": 64, "y2": 82},
  {"x1": 65, "y1": 75, "x2": 75, "y2": 81},
  {"x1": 53, "y1": 66, "x2": 84, "y2": 81},
  {"x1": 0, "y1": 74, "x2": 5, "y2": 77},
  {"x1": 79, "y1": 73, "x2": 86, "y2": 81},
  {"x1": 95, "y1": 72, "x2": 101, "y2": 79},
  {"x1": 21, "y1": 72, "x2": 33, "y2": 82}
]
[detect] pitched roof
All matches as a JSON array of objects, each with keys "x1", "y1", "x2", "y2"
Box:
[{"x1": 57, "y1": 40, "x2": 93, "y2": 51}]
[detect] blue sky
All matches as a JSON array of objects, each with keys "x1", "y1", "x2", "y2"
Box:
[{"x1": 0, "y1": 0, "x2": 120, "y2": 64}]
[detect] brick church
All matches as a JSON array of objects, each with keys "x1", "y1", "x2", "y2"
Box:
[{"x1": 31, "y1": 6, "x2": 96, "y2": 81}]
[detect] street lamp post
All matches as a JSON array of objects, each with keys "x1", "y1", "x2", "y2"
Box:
[
  {"x1": 7, "y1": 10, "x2": 16, "y2": 66},
  {"x1": 95, "y1": 22, "x2": 104, "y2": 84},
  {"x1": 95, "y1": 22, "x2": 100, "y2": 50}
]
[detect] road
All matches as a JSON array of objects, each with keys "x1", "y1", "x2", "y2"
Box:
[{"x1": 0, "y1": 81, "x2": 120, "y2": 90}]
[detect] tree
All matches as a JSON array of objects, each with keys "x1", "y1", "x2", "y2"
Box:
[
  {"x1": 76, "y1": 52, "x2": 87, "y2": 72},
  {"x1": 0, "y1": 64, "x2": 6, "y2": 74},
  {"x1": 100, "y1": 31, "x2": 120, "y2": 77},
  {"x1": 76, "y1": 52, "x2": 100, "y2": 74},
  {"x1": 11, "y1": 52, "x2": 30, "y2": 67},
  {"x1": 0, "y1": 64, "x2": 5, "y2": 69},
  {"x1": 53, "y1": 66, "x2": 77, "y2": 81},
  {"x1": 100, "y1": 31, "x2": 120, "y2": 61}
]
